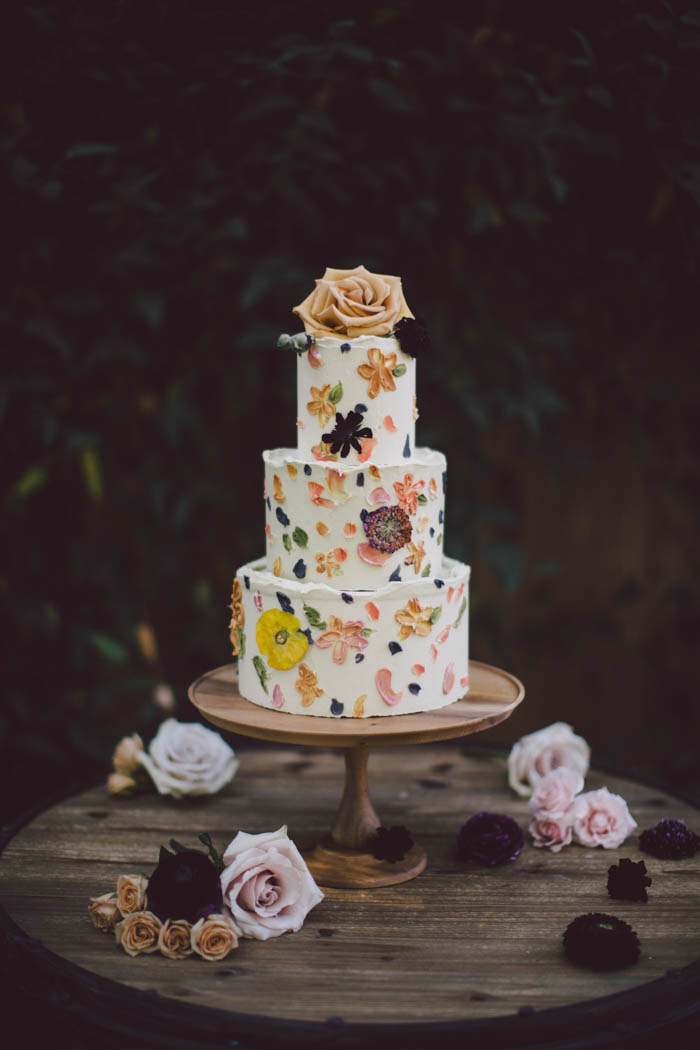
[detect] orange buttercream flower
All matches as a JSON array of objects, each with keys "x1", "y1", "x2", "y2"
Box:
[
  {"x1": 295, "y1": 663, "x2": 324, "y2": 708},
  {"x1": 395, "y1": 597, "x2": 435, "y2": 641},
  {"x1": 393, "y1": 473, "x2": 425, "y2": 515},
  {"x1": 315, "y1": 615, "x2": 369, "y2": 665},
  {"x1": 307, "y1": 384, "x2": 336, "y2": 428},
  {"x1": 404, "y1": 540, "x2": 427, "y2": 575},
  {"x1": 357, "y1": 346, "x2": 397, "y2": 399}
]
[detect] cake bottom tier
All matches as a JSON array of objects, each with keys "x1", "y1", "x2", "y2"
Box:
[{"x1": 232, "y1": 557, "x2": 470, "y2": 718}]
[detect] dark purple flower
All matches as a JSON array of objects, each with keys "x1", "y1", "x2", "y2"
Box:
[
  {"x1": 363, "y1": 505, "x2": 412, "y2": 553},
  {"x1": 368, "y1": 825, "x2": 414, "y2": 863},
  {"x1": 322, "y1": 410, "x2": 372, "y2": 458},
  {"x1": 147, "y1": 847, "x2": 222, "y2": 923},
  {"x1": 393, "y1": 316, "x2": 432, "y2": 358},
  {"x1": 607, "y1": 858, "x2": 652, "y2": 903},
  {"x1": 639, "y1": 818, "x2": 699, "y2": 859},
  {"x1": 456, "y1": 812, "x2": 524, "y2": 866},
  {"x1": 563, "y1": 913, "x2": 640, "y2": 970}
]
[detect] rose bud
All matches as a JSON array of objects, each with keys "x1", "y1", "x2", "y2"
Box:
[
  {"x1": 116, "y1": 874, "x2": 148, "y2": 916},
  {"x1": 158, "y1": 918, "x2": 193, "y2": 960},
  {"x1": 107, "y1": 772, "x2": 139, "y2": 797},
  {"x1": 191, "y1": 914, "x2": 240, "y2": 961},
  {"x1": 88, "y1": 892, "x2": 120, "y2": 932},
  {"x1": 115, "y1": 911, "x2": 161, "y2": 956},
  {"x1": 112, "y1": 733, "x2": 144, "y2": 774}
]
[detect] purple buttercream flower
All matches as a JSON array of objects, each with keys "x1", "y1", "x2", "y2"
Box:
[{"x1": 456, "y1": 812, "x2": 524, "y2": 866}]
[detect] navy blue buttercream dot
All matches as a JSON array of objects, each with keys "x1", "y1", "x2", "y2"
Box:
[
  {"x1": 403, "y1": 435, "x2": 411, "y2": 458},
  {"x1": 340, "y1": 342, "x2": 351, "y2": 353},
  {"x1": 266, "y1": 497, "x2": 271, "y2": 511},
  {"x1": 276, "y1": 592, "x2": 294, "y2": 614},
  {"x1": 301, "y1": 628, "x2": 313, "y2": 645},
  {"x1": 243, "y1": 575, "x2": 250, "y2": 590},
  {"x1": 442, "y1": 471, "x2": 447, "y2": 493},
  {"x1": 330, "y1": 698, "x2": 344, "y2": 716},
  {"x1": 293, "y1": 559, "x2": 306, "y2": 579},
  {"x1": 408, "y1": 683, "x2": 421, "y2": 695},
  {"x1": 388, "y1": 641, "x2": 402, "y2": 655},
  {"x1": 276, "y1": 507, "x2": 290, "y2": 526},
  {"x1": 304, "y1": 464, "x2": 312, "y2": 476},
  {"x1": 356, "y1": 472, "x2": 364, "y2": 487},
  {"x1": 341, "y1": 592, "x2": 354, "y2": 604},
  {"x1": 355, "y1": 653, "x2": 365, "y2": 663},
  {"x1": 389, "y1": 566, "x2": 401, "y2": 582},
  {"x1": 434, "y1": 578, "x2": 445, "y2": 588},
  {"x1": 429, "y1": 527, "x2": 435, "y2": 538},
  {"x1": 354, "y1": 403, "x2": 367, "y2": 414},
  {"x1": 360, "y1": 508, "x2": 368, "y2": 522},
  {"x1": 438, "y1": 510, "x2": 444, "y2": 525}
]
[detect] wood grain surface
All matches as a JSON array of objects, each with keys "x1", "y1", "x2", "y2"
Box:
[{"x1": 1, "y1": 745, "x2": 698, "y2": 1032}]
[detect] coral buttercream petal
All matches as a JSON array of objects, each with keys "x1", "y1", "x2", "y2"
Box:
[
  {"x1": 358, "y1": 437, "x2": 378, "y2": 462},
  {"x1": 308, "y1": 346, "x2": 323, "y2": 369},
  {"x1": 412, "y1": 663, "x2": 425, "y2": 676},
  {"x1": 384, "y1": 415, "x2": 398, "y2": 433},
  {"x1": 333, "y1": 547, "x2": 348, "y2": 562},
  {"x1": 368, "y1": 486, "x2": 391, "y2": 506},
  {"x1": 376, "y1": 668, "x2": 403, "y2": 706},
  {"x1": 442, "y1": 662, "x2": 455, "y2": 694},
  {"x1": 344, "y1": 522, "x2": 357, "y2": 536},
  {"x1": 272, "y1": 685, "x2": 285, "y2": 708},
  {"x1": 460, "y1": 675, "x2": 470, "y2": 687},
  {"x1": 436, "y1": 625, "x2": 451, "y2": 644},
  {"x1": 365, "y1": 601, "x2": 380, "y2": 620},
  {"x1": 358, "y1": 542, "x2": 392, "y2": 566}
]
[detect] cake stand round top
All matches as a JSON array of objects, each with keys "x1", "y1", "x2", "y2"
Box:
[{"x1": 188, "y1": 659, "x2": 524, "y2": 748}]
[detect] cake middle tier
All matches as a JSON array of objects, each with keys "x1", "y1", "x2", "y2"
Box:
[{"x1": 264, "y1": 447, "x2": 446, "y2": 590}]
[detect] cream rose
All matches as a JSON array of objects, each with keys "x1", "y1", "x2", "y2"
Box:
[
  {"x1": 137, "y1": 718, "x2": 238, "y2": 798},
  {"x1": 527, "y1": 768, "x2": 584, "y2": 818},
  {"x1": 220, "y1": 826, "x2": 324, "y2": 941},
  {"x1": 116, "y1": 874, "x2": 148, "y2": 916},
  {"x1": 507, "y1": 722, "x2": 590, "y2": 798},
  {"x1": 529, "y1": 813, "x2": 574, "y2": 852},
  {"x1": 293, "y1": 265, "x2": 413, "y2": 338},
  {"x1": 112, "y1": 733, "x2": 144, "y2": 774},
  {"x1": 158, "y1": 918, "x2": 193, "y2": 959},
  {"x1": 115, "y1": 911, "x2": 161, "y2": 956},
  {"x1": 88, "y1": 892, "x2": 120, "y2": 931},
  {"x1": 191, "y1": 913, "x2": 240, "y2": 961},
  {"x1": 570, "y1": 788, "x2": 637, "y2": 849}
]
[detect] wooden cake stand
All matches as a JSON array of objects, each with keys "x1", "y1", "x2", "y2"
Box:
[{"x1": 188, "y1": 659, "x2": 524, "y2": 889}]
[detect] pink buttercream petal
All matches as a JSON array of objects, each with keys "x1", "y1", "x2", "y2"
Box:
[
  {"x1": 442, "y1": 662, "x2": 455, "y2": 695},
  {"x1": 272, "y1": 684, "x2": 285, "y2": 708},
  {"x1": 358, "y1": 542, "x2": 392, "y2": 566},
  {"x1": 367, "y1": 486, "x2": 391, "y2": 506},
  {"x1": 376, "y1": 668, "x2": 403, "y2": 706}
]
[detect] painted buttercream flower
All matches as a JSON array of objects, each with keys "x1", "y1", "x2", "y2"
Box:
[
  {"x1": 315, "y1": 549, "x2": 346, "y2": 579},
  {"x1": 256, "y1": 609, "x2": 309, "y2": 670},
  {"x1": 322, "y1": 410, "x2": 373, "y2": 458},
  {"x1": 395, "y1": 597, "x2": 435, "y2": 641},
  {"x1": 393, "y1": 473, "x2": 425, "y2": 515},
  {"x1": 404, "y1": 540, "x2": 426, "y2": 575},
  {"x1": 362, "y1": 505, "x2": 412, "y2": 553},
  {"x1": 295, "y1": 663, "x2": 324, "y2": 707},
  {"x1": 292, "y1": 265, "x2": 413, "y2": 338},
  {"x1": 229, "y1": 578, "x2": 245, "y2": 657},
  {"x1": 315, "y1": 615, "x2": 369, "y2": 664},
  {"x1": 307, "y1": 384, "x2": 336, "y2": 428},
  {"x1": 357, "y1": 346, "x2": 398, "y2": 399}
]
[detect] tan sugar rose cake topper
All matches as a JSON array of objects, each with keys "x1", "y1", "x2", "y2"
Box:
[{"x1": 293, "y1": 264, "x2": 414, "y2": 338}]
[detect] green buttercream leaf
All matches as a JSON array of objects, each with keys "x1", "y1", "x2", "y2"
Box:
[
  {"x1": 421, "y1": 562, "x2": 431, "y2": 577},
  {"x1": 329, "y1": 381, "x2": 343, "y2": 404},
  {"x1": 303, "y1": 603, "x2": 327, "y2": 631},
  {"x1": 237, "y1": 627, "x2": 246, "y2": 659},
  {"x1": 252, "y1": 655, "x2": 269, "y2": 694},
  {"x1": 283, "y1": 533, "x2": 292, "y2": 552},
  {"x1": 359, "y1": 627, "x2": 374, "y2": 637},
  {"x1": 292, "y1": 526, "x2": 309, "y2": 548},
  {"x1": 428, "y1": 604, "x2": 442, "y2": 624},
  {"x1": 417, "y1": 492, "x2": 428, "y2": 505},
  {"x1": 392, "y1": 363, "x2": 407, "y2": 378},
  {"x1": 453, "y1": 597, "x2": 467, "y2": 628}
]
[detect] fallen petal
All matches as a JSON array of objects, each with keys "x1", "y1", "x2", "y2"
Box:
[
  {"x1": 358, "y1": 542, "x2": 392, "y2": 566},
  {"x1": 376, "y1": 668, "x2": 403, "y2": 706}
]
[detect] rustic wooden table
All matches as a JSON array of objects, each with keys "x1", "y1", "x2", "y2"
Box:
[{"x1": 1, "y1": 744, "x2": 698, "y2": 1049}]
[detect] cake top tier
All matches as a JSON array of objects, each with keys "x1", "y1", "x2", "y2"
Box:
[{"x1": 279, "y1": 266, "x2": 430, "y2": 466}]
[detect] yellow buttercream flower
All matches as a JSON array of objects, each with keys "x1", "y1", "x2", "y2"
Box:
[{"x1": 256, "y1": 609, "x2": 309, "y2": 670}]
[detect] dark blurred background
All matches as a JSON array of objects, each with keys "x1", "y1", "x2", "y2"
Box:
[{"x1": 2, "y1": 0, "x2": 699, "y2": 825}]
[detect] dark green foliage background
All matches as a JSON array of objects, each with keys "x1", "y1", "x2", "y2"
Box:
[{"x1": 2, "y1": 1, "x2": 699, "y2": 820}]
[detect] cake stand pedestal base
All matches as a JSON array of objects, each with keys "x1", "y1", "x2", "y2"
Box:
[{"x1": 189, "y1": 659, "x2": 524, "y2": 889}]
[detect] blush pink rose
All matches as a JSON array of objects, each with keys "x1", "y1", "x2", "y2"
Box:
[
  {"x1": 220, "y1": 826, "x2": 324, "y2": 940},
  {"x1": 507, "y1": 722, "x2": 590, "y2": 798},
  {"x1": 527, "y1": 768, "x2": 584, "y2": 818},
  {"x1": 569, "y1": 788, "x2": 637, "y2": 848},
  {"x1": 529, "y1": 813, "x2": 574, "y2": 852}
]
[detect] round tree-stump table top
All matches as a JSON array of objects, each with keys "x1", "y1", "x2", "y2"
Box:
[
  {"x1": 188, "y1": 660, "x2": 524, "y2": 746},
  {"x1": 1, "y1": 746, "x2": 699, "y2": 1049}
]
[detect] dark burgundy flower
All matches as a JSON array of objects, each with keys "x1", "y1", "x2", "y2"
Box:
[
  {"x1": 607, "y1": 858, "x2": 652, "y2": 902},
  {"x1": 639, "y1": 818, "x2": 699, "y2": 859},
  {"x1": 456, "y1": 812, "x2": 524, "y2": 866},
  {"x1": 368, "y1": 825, "x2": 414, "y2": 863},
  {"x1": 563, "y1": 913, "x2": 640, "y2": 970},
  {"x1": 393, "y1": 316, "x2": 432, "y2": 358},
  {"x1": 147, "y1": 847, "x2": 223, "y2": 923},
  {"x1": 363, "y1": 505, "x2": 412, "y2": 553},
  {"x1": 322, "y1": 410, "x2": 373, "y2": 458}
]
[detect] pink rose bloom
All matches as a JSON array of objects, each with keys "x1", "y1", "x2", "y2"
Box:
[
  {"x1": 569, "y1": 788, "x2": 637, "y2": 849},
  {"x1": 220, "y1": 826, "x2": 324, "y2": 940},
  {"x1": 528, "y1": 768, "x2": 584, "y2": 818},
  {"x1": 507, "y1": 722, "x2": 590, "y2": 798},
  {"x1": 529, "y1": 813, "x2": 574, "y2": 852}
]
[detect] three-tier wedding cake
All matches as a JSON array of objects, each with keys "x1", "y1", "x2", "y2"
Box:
[{"x1": 229, "y1": 266, "x2": 470, "y2": 718}]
